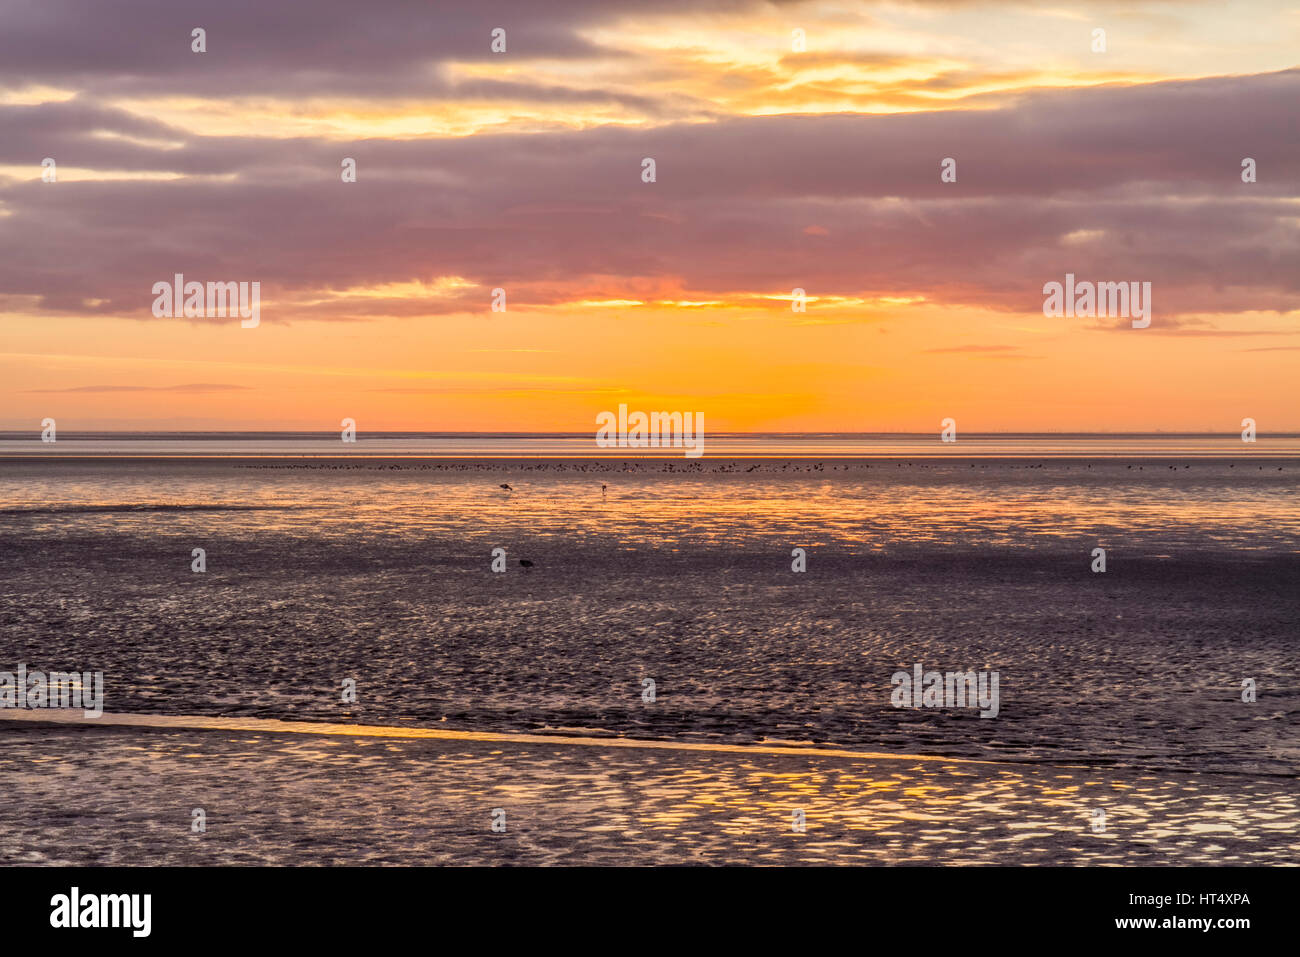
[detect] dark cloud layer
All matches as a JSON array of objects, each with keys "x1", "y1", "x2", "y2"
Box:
[
  {"x1": 0, "y1": 0, "x2": 757, "y2": 96},
  {"x1": 1, "y1": 23, "x2": 1295, "y2": 323}
]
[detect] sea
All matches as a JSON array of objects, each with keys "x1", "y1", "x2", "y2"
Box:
[{"x1": 0, "y1": 433, "x2": 1296, "y2": 864}]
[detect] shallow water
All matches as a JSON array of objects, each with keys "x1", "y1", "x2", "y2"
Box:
[
  {"x1": 1, "y1": 721, "x2": 1295, "y2": 865},
  {"x1": 1, "y1": 456, "x2": 1296, "y2": 778}
]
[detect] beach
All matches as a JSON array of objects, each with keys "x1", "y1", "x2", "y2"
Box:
[
  {"x1": 1, "y1": 450, "x2": 1297, "y2": 864},
  {"x1": 2, "y1": 714, "x2": 1297, "y2": 866}
]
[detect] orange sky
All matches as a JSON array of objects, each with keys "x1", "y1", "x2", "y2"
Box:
[{"x1": 1, "y1": 0, "x2": 1296, "y2": 431}]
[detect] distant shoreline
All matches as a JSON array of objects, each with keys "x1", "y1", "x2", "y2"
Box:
[
  {"x1": 4, "y1": 432, "x2": 1300, "y2": 439},
  {"x1": 4, "y1": 452, "x2": 1300, "y2": 462}
]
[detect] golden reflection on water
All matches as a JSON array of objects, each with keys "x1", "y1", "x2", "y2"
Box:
[
  {"x1": 5, "y1": 711, "x2": 1297, "y2": 864},
  {"x1": 6, "y1": 462, "x2": 1298, "y2": 552}
]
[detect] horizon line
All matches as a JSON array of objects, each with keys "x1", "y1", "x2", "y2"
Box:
[{"x1": 4, "y1": 430, "x2": 1300, "y2": 438}]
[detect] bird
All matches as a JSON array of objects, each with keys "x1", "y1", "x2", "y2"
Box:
[
  {"x1": 519, "y1": 559, "x2": 534, "y2": 570},
  {"x1": 500, "y1": 483, "x2": 513, "y2": 492}
]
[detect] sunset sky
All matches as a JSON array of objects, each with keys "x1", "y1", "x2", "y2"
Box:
[{"x1": 1, "y1": 0, "x2": 1296, "y2": 432}]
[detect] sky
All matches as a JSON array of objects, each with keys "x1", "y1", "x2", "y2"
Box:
[{"x1": 0, "y1": 0, "x2": 1296, "y2": 432}]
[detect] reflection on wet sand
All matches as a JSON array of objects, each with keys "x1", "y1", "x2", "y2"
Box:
[
  {"x1": 0, "y1": 709, "x2": 991, "y2": 763},
  {"x1": 1, "y1": 718, "x2": 1295, "y2": 866},
  {"x1": 2, "y1": 455, "x2": 1296, "y2": 865}
]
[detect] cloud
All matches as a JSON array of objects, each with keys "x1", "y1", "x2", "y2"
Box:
[
  {"x1": 924, "y1": 344, "x2": 1020, "y2": 353},
  {"x1": 0, "y1": 0, "x2": 700, "y2": 95},
  {"x1": 0, "y1": 56, "x2": 1294, "y2": 323},
  {"x1": 24, "y1": 383, "x2": 250, "y2": 393}
]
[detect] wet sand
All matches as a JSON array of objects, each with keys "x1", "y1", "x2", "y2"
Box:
[
  {"x1": 2, "y1": 455, "x2": 1296, "y2": 865},
  {"x1": 1, "y1": 716, "x2": 1296, "y2": 866}
]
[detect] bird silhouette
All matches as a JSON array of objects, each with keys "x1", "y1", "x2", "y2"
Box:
[{"x1": 500, "y1": 483, "x2": 513, "y2": 492}]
